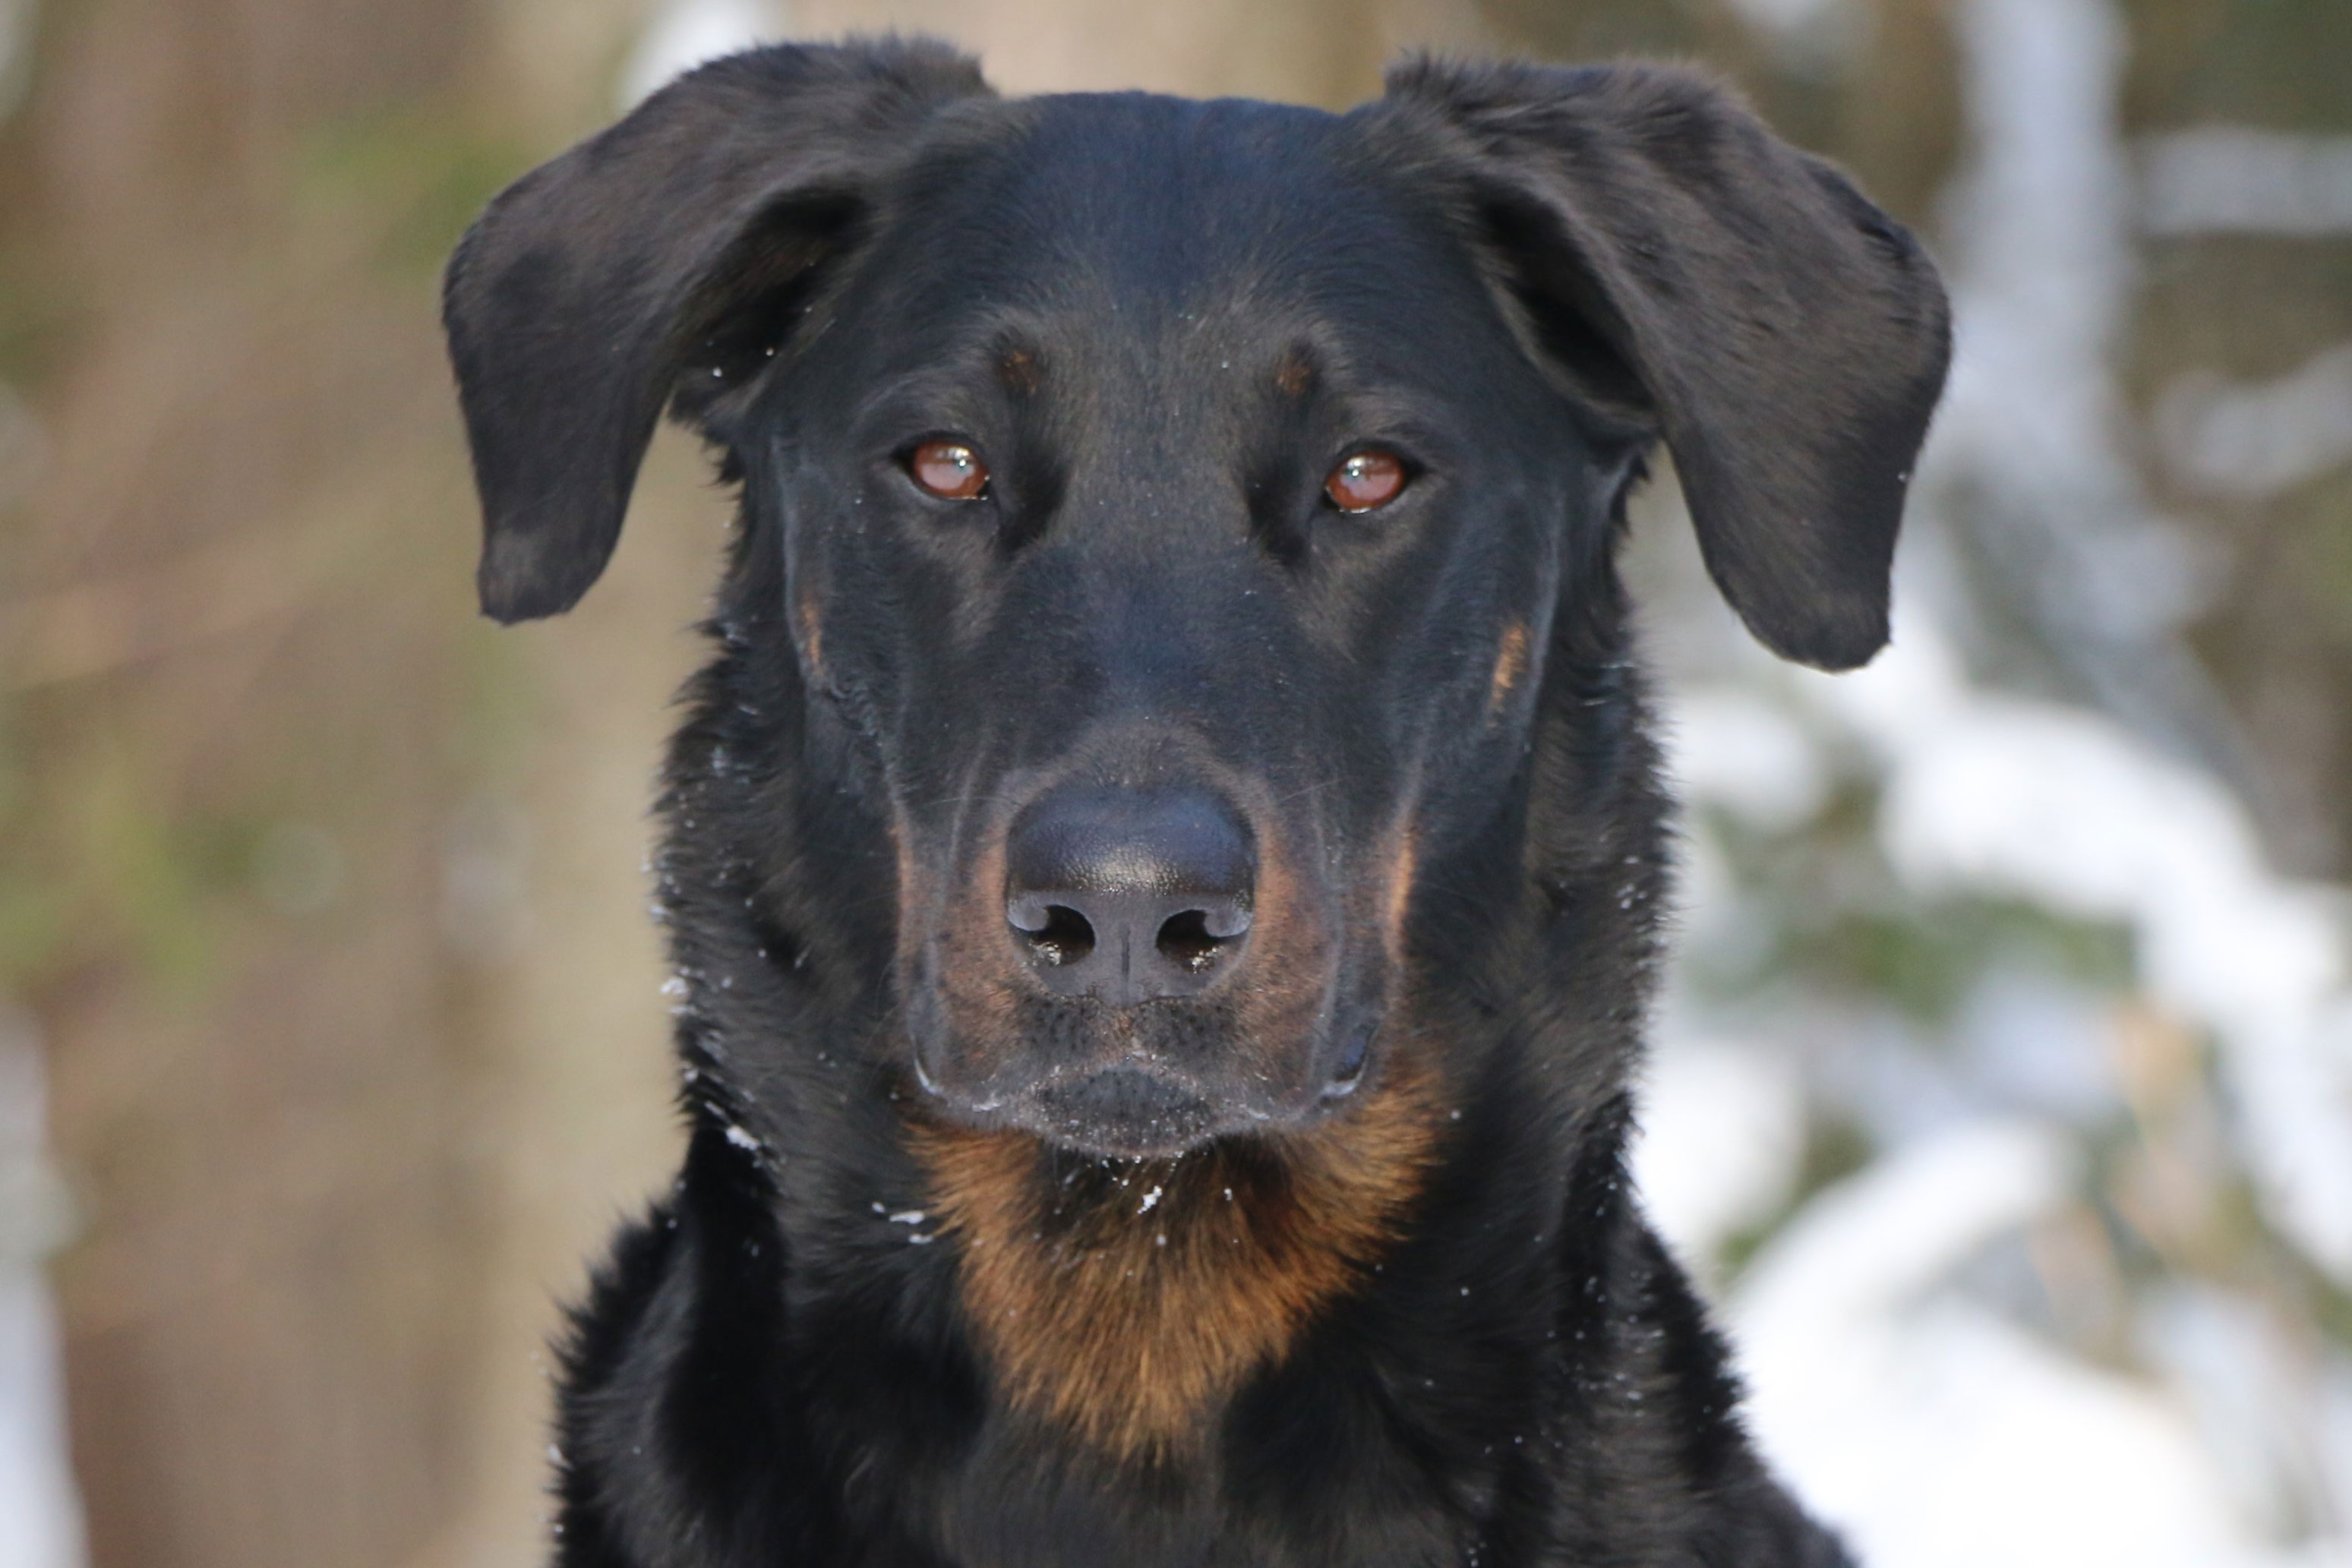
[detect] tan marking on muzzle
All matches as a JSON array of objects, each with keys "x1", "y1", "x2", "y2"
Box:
[
  {"x1": 910, "y1": 1046, "x2": 1445, "y2": 1462},
  {"x1": 1488, "y1": 620, "x2": 1530, "y2": 715},
  {"x1": 1382, "y1": 825, "x2": 1419, "y2": 967},
  {"x1": 1218, "y1": 816, "x2": 1334, "y2": 1047},
  {"x1": 920, "y1": 826, "x2": 1028, "y2": 1082}
]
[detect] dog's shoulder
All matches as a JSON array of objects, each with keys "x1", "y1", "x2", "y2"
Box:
[{"x1": 551, "y1": 1127, "x2": 845, "y2": 1566}]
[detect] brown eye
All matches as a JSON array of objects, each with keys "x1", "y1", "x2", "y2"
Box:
[
  {"x1": 908, "y1": 439, "x2": 990, "y2": 500},
  {"x1": 1324, "y1": 449, "x2": 1407, "y2": 513}
]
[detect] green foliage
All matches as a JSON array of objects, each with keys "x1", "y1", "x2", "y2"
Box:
[
  {"x1": 0, "y1": 716, "x2": 248, "y2": 995},
  {"x1": 2127, "y1": 0, "x2": 2352, "y2": 132},
  {"x1": 1693, "y1": 787, "x2": 2138, "y2": 1024}
]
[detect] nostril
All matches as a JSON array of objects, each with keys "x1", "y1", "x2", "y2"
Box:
[
  {"x1": 1016, "y1": 904, "x2": 1096, "y2": 967},
  {"x1": 1154, "y1": 909, "x2": 1236, "y2": 974}
]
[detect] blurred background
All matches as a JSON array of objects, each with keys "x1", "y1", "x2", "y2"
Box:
[{"x1": 0, "y1": 0, "x2": 2347, "y2": 1563}]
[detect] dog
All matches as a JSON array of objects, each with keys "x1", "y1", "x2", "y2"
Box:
[{"x1": 443, "y1": 37, "x2": 1947, "y2": 1567}]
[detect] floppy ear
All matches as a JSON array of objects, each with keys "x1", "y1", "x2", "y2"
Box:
[
  {"x1": 443, "y1": 38, "x2": 992, "y2": 623},
  {"x1": 1375, "y1": 59, "x2": 1950, "y2": 670}
]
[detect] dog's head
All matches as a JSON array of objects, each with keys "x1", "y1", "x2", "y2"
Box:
[{"x1": 445, "y1": 42, "x2": 1946, "y2": 1162}]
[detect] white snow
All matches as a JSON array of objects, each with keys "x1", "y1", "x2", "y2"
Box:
[
  {"x1": 1794, "y1": 617, "x2": 2352, "y2": 1283},
  {"x1": 2141, "y1": 128, "x2": 2352, "y2": 238},
  {"x1": 2157, "y1": 345, "x2": 2352, "y2": 500},
  {"x1": 0, "y1": 1016, "x2": 87, "y2": 1568},
  {"x1": 1735, "y1": 1137, "x2": 2262, "y2": 1568},
  {"x1": 1631, "y1": 1032, "x2": 1804, "y2": 1278},
  {"x1": 1661, "y1": 688, "x2": 1830, "y2": 835}
]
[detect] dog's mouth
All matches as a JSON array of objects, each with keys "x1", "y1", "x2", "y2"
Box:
[{"x1": 908, "y1": 987, "x2": 1390, "y2": 1161}]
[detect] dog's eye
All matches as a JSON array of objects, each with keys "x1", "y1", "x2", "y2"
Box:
[
  {"x1": 908, "y1": 440, "x2": 990, "y2": 501},
  {"x1": 1324, "y1": 450, "x2": 1407, "y2": 513}
]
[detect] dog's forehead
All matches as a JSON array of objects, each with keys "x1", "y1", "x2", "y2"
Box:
[
  {"x1": 1002, "y1": 90, "x2": 1357, "y2": 242},
  {"x1": 873, "y1": 92, "x2": 1470, "y2": 346},
  {"x1": 832, "y1": 90, "x2": 1513, "y2": 418}
]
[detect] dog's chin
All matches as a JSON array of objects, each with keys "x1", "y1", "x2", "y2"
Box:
[
  {"x1": 1020, "y1": 1067, "x2": 1233, "y2": 1160},
  {"x1": 925, "y1": 1065, "x2": 1280, "y2": 1160}
]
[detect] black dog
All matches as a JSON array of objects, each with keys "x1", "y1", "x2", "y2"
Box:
[{"x1": 444, "y1": 38, "x2": 1946, "y2": 1567}]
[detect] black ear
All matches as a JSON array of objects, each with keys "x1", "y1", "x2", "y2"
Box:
[
  {"x1": 443, "y1": 38, "x2": 992, "y2": 623},
  {"x1": 1374, "y1": 59, "x2": 1950, "y2": 670}
]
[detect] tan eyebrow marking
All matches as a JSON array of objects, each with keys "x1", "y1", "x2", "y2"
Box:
[
  {"x1": 996, "y1": 347, "x2": 1042, "y2": 396},
  {"x1": 1488, "y1": 620, "x2": 1530, "y2": 715},
  {"x1": 797, "y1": 588, "x2": 825, "y2": 683}
]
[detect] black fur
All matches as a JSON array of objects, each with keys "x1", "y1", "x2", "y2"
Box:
[{"x1": 445, "y1": 39, "x2": 1947, "y2": 1567}]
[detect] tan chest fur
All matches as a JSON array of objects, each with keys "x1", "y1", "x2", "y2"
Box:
[{"x1": 911, "y1": 1052, "x2": 1444, "y2": 1462}]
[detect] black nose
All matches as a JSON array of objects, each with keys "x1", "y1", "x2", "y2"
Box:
[{"x1": 1004, "y1": 784, "x2": 1255, "y2": 1003}]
